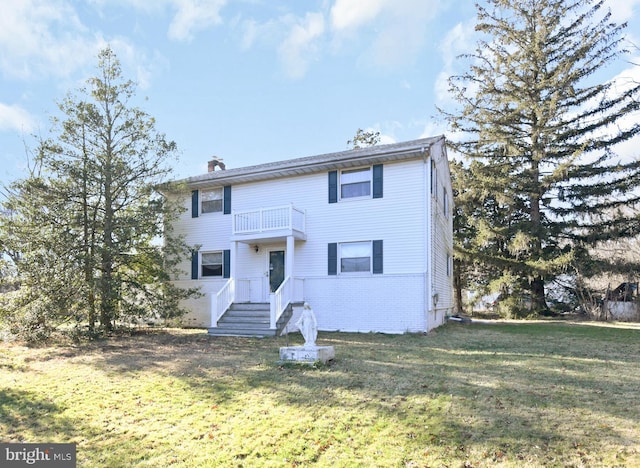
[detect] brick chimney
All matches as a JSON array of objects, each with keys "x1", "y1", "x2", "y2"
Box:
[{"x1": 208, "y1": 157, "x2": 225, "y2": 172}]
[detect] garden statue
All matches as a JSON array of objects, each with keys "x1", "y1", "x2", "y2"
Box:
[
  {"x1": 280, "y1": 302, "x2": 333, "y2": 363},
  {"x1": 296, "y1": 302, "x2": 317, "y2": 347}
]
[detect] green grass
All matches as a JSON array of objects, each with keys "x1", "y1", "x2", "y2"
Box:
[{"x1": 1, "y1": 322, "x2": 639, "y2": 467}]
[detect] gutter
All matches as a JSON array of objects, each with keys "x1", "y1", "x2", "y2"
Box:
[{"x1": 172, "y1": 136, "x2": 445, "y2": 189}]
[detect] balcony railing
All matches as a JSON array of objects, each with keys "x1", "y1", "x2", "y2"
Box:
[{"x1": 233, "y1": 204, "x2": 306, "y2": 236}]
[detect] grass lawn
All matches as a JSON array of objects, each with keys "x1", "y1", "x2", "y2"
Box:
[{"x1": 1, "y1": 321, "x2": 639, "y2": 467}]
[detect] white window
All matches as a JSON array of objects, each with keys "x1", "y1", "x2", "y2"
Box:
[
  {"x1": 201, "y1": 252, "x2": 223, "y2": 277},
  {"x1": 446, "y1": 253, "x2": 452, "y2": 277},
  {"x1": 201, "y1": 189, "x2": 223, "y2": 213},
  {"x1": 340, "y1": 168, "x2": 371, "y2": 199},
  {"x1": 340, "y1": 241, "x2": 371, "y2": 273}
]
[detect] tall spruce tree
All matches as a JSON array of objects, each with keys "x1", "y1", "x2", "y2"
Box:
[
  {"x1": 0, "y1": 48, "x2": 195, "y2": 338},
  {"x1": 442, "y1": 0, "x2": 640, "y2": 315}
]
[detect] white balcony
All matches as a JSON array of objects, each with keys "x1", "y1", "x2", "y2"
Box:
[{"x1": 231, "y1": 204, "x2": 307, "y2": 242}]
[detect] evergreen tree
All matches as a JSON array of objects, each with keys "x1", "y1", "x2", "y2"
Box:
[
  {"x1": 442, "y1": 0, "x2": 640, "y2": 315},
  {"x1": 0, "y1": 48, "x2": 196, "y2": 338}
]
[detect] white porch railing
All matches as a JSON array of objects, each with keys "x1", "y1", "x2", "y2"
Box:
[
  {"x1": 211, "y1": 278, "x2": 251, "y2": 327},
  {"x1": 233, "y1": 204, "x2": 306, "y2": 235},
  {"x1": 269, "y1": 276, "x2": 304, "y2": 329}
]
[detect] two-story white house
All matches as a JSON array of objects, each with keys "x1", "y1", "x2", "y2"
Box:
[{"x1": 168, "y1": 135, "x2": 454, "y2": 336}]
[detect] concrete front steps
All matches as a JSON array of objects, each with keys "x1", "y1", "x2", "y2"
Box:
[{"x1": 207, "y1": 302, "x2": 294, "y2": 337}]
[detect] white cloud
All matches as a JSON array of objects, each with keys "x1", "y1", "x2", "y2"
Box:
[
  {"x1": 330, "y1": 0, "x2": 443, "y2": 67},
  {"x1": 435, "y1": 20, "x2": 478, "y2": 106},
  {"x1": 419, "y1": 120, "x2": 448, "y2": 140},
  {"x1": 606, "y1": 0, "x2": 640, "y2": 24},
  {"x1": 0, "y1": 0, "x2": 163, "y2": 91},
  {"x1": 330, "y1": 0, "x2": 386, "y2": 31},
  {"x1": 237, "y1": 0, "x2": 449, "y2": 78},
  {"x1": 0, "y1": 0, "x2": 100, "y2": 79},
  {"x1": 236, "y1": 12, "x2": 326, "y2": 79},
  {"x1": 101, "y1": 39, "x2": 169, "y2": 90},
  {"x1": 604, "y1": 60, "x2": 640, "y2": 163},
  {"x1": 240, "y1": 19, "x2": 259, "y2": 50},
  {"x1": 238, "y1": 17, "x2": 282, "y2": 51},
  {"x1": 90, "y1": 0, "x2": 227, "y2": 42},
  {"x1": 356, "y1": 122, "x2": 403, "y2": 146},
  {"x1": 0, "y1": 103, "x2": 36, "y2": 133},
  {"x1": 167, "y1": 0, "x2": 227, "y2": 41},
  {"x1": 278, "y1": 12, "x2": 325, "y2": 79}
]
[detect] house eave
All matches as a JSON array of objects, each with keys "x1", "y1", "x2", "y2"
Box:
[{"x1": 175, "y1": 135, "x2": 444, "y2": 189}]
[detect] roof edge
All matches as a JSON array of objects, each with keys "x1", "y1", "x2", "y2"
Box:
[{"x1": 174, "y1": 135, "x2": 445, "y2": 188}]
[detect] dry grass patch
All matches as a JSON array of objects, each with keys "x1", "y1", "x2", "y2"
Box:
[{"x1": 1, "y1": 322, "x2": 639, "y2": 466}]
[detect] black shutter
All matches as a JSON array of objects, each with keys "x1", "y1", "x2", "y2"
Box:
[
  {"x1": 372, "y1": 164, "x2": 383, "y2": 199},
  {"x1": 328, "y1": 243, "x2": 337, "y2": 275},
  {"x1": 191, "y1": 250, "x2": 198, "y2": 279},
  {"x1": 372, "y1": 240, "x2": 383, "y2": 274},
  {"x1": 223, "y1": 249, "x2": 231, "y2": 278},
  {"x1": 191, "y1": 190, "x2": 199, "y2": 218},
  {"x1": 328, "y1": 171, "x2": 338, "y2": 204},
  {"x1": 223, "y1": 186, "x2": 231, "y2": 214}
]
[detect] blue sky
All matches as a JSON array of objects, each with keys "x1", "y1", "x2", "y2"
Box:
[{"x1": 1, "y1": 0, "x2": 639, "y2": 186}]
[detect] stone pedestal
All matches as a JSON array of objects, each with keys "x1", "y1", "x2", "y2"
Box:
[{"x1": 279, "y1": 345, "x2": 335, "y2": 364}]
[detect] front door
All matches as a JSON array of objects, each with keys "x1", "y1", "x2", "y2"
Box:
[{"x1": 269, "y1": 250, "x2": 285, "y2": 292}]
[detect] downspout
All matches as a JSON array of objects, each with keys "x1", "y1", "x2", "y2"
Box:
[{"x1": 423, "y1": 146, "x2": 432, "y2": 331}]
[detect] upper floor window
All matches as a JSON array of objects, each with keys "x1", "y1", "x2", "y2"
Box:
[
  {"x1": 192, "y1": 186, "x2": 231, "y2": 217},
  {"x1": 341, "y1": 168, "x2": 371, "y2": 199},
  {"x1": 329, "y1": 165, "x2": 382, "y2": 203},
  {"x1": 201, "y1": 188, "x2": 223, "y2": 214}
]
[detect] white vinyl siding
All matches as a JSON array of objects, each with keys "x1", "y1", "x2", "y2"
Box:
[
  {"x1": 171, "y1": 160, "x2": 427, "y2": 280},
  {"x1": 172, "y1": 164, "x2": 425, "y2": 278},
  {"x1": 431, "y1": 142, "x2": 454, "y2": 315}
]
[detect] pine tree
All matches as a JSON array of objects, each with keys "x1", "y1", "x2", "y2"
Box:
[
  {"x1": 442, "y1": 0, "x2": 640, "y2": 315},
  {"x1": 0, "y1": 48, "x2": 196, "y2": 338}
]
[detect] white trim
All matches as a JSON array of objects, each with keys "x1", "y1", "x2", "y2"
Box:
[{"x1": 426, "y1": 153, "x2": 433, "y2": 322}]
